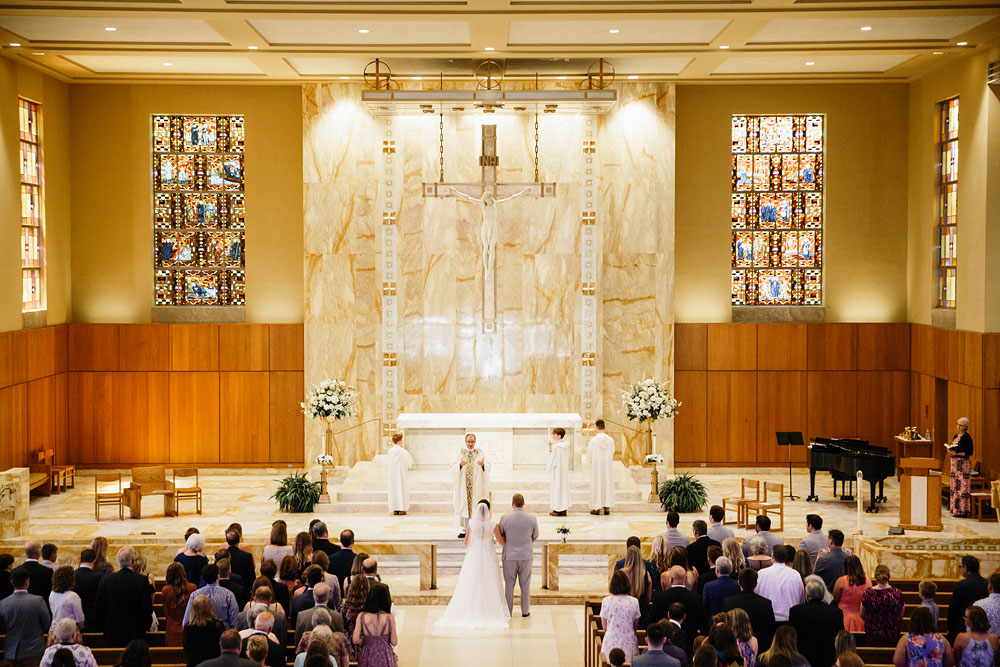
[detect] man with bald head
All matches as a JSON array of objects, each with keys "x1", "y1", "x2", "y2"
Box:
[
  {"x1": 648, "y1": 565, "x2": 708, "y2": 653},
  {"x1": 12, "y1": 541, "x2": 52, "y2": 599},
  {"x1": 362, "y1": 558, "x2": 392, "y2": 613}
]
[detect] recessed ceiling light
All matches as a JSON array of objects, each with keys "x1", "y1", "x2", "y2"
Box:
[
  {"x1": 163, "y1": 62, "x2": 173, "y2": 67},
  {"x1": 627, "y1": 75, "x2": 638, "y2": 80},
  {"x1": 32, "y1": 51, "x2": 43, "y2": 55},
  {"x1": 484, "y1": 47, "x2": 494, "y2": 51},
  {"x1": 860, "y1": 26, "x2": 872, "y2": 31},
  {"x1": 339, "y1": 76, "x2": 349, "y2": 79},
  {"x1": 805, "y1": 61, "x2": 816, "y2": 66},
  {"x1": 413, "y1": 76, "x2": 422, "y2": 80},
  {"x1": 358, "y1": 29, "x2": 370, "y2": 34},
  {"x1": 105, "y1": 27, "x2": 117, "y2": 32},
  {"x1": 9, "y1": 43, "x2": 20, "y2": 47},
  {"x1": 933, "y1": 51, "x2": 944, "y2": 55},
  {"x1": 719, "y1": 45, "x2": 729, "y2": 49},
  {"x1": 557, "y1": 76, "x2": 567, "y2": 80},
  {"x1": 247, "y1": 45, "x2": 258, "y2": 50},
  {"x1": 956, "y1": 41, "x2": 968, "y2": 46},
  {"x1": 609, "y1": 29, "x2": 620, "y2": 34}
]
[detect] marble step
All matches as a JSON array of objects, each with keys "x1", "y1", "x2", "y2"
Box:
[
  {"x1": 316, "y1": 499, "x2": 660, "y2": 513},
  {"x1": 333, "y1": 489, "x2": 647, "y2": 502}
]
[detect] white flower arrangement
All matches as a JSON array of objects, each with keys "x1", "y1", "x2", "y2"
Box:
[
  {"x1": 314, "y1": 453, "x2": 335, "y2": 465},
  {"x1": 301, "y1": 379, "x2": 359, "y2": 421},
  {"x1": 644, "y1": 454, "x2": 664, "y2": 464},
  {"x1": 622, "y1": 377, "x2": 681, "y2": 422}
]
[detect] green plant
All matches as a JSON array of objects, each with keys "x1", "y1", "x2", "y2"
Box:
[
  {"x1": 658, "y1": 473, "x2": 708, "y2": 513},
  {"x1": 271, "y1": 473, "x2": 321, "y2": 513}
]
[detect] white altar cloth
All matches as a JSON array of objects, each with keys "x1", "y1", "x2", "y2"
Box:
[{"x1": 396, "y1": 412, "x2": 582, "y2": 470}]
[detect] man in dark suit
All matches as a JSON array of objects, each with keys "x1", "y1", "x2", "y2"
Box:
[
  {"x1": 789, "y1": 578, "x2": 844, "y2": 667},
  {"x1": 290, "y1": 566, "x2": 325, "y2": 627},
  {"x1": 722, "y1": 567, "x2": 776, "y2": 652},
  {"x1": 92, "y1": 546, "x2": 154, "y2": 647},
  {"x1": 0, "y1": 554, "x2": 14, "y2": 601},
  {"x1": 648, "y1": 567, "x2": 709, "y2": 656},
  {"x1": 293, "y1": 583, "x2": 344, "y2": 646},
  {"x1": 225, "y1": 531, "x2": 256, "y2": 587},
  {"x1": 658, "y1": 619, "x2": 690, "y2": 666},
  {"x1": 702, "y1": 556, "x2": 740, "y2": 618},
  {"x1": 12, "y1": 541, "x2": 52, "y2": 600},
  {"x1": 74, "y1": 548, "x2": 103, "y2": 628},
  {"x1": 813, "y1": 529, "x2": 847, "y2": 592},
  {"x1": 614, "y1": 536, "x2": 660, "y2": 593},
  {"x1": 696, "y1": 546, "x2": 723, "y2": 595},
  {"x1": 948, "y1": 555, "x2": 990, "y2": 643},
  {"x1": 240, "y1": 611, "x2": 284, "y2": 667},
  {"x1": 363, "y1": 558, "x2": 392, "y2": 613},
  {"x1": 328, "y1": 529, "x2": 356, "y2": 586},
  {"x1": 631, "y1": 620, "x2": 681, "y2": 667},
  {"x1": 686, "y1": 521, "x2": 720, "y2": 576},
  {"x1": 218, "y1": 558, "x2": 249, "y2": 610},
  {"x1": 311, "y1": 522, "x2": 341, "y2": 560},
  {"x1": 198, "y1": 629, "x2": 253, "y2": 667},
  {"x1": 0, "y1": 568, "x2": 50, "y2": 659}
]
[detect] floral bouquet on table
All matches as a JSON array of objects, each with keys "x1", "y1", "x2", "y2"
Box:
[
  {"x1": 621, "y1": 377, "x2": 681, "y2": 422},
  {"x1": 301, "y1": 379, "x2": 359, "y2": 421}
]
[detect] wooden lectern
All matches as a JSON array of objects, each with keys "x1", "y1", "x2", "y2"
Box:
[{"x1": 899, "y1": 457, "x2": 943, "y2": 531}]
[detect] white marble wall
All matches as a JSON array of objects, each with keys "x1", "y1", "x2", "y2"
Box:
[{"x1": 303, "y1": 82, "x2": 675, "y2": 466}]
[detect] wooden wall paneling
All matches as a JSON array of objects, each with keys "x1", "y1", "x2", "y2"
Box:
[
  {"x1": 53, "y1": 325, "x2": 68, "y2": 375},
  {"x1": 169, "y1": 372, "x2": 220, "y2": 464},
  {"x1": 911, "y1": 373, "x2": 938, "y2": 436},
  {"x1": 984, "y1": 334, "x2": 1000, "y2": 389},
  {"x1": 756, "y1": 324, "x2": 807, "y2": 371},
  {"x1": 27, "y1": 375, "x2": 56, "y2": 457},
  {"x1": 119, "y1": 325, "x2": 170, "y2": 372},
  {"x1": 169, "y1": 325, "x2": 220, "y2": 372},
  {"x1": 910, "y1": 325, "x2": 935, "y2": 377},
  {"x1": 0, "y1": 384, "x2": 27, "y2": 469},
  {"x1": 857, "y1": 371, "x2": 910, "y2": 450},
  {"x1": 674, "y1": 324, "x2": 707, "y2": 371},
  {"x1": 68, "y1": 372, "x2": 116, "y2": 464},
  {"x1": 806, "y1": 371, "x2": 858, "y2": 440},
  {"x1": 268, "y1": 324, "x2": 304, "y2": 371},
  {"x1": 858, "y1": 323, "x2": 911, "y2": 371},
  {"x1": 707, "y1": 324, "x2": 757, "y2": 371},
  {"x1": 11, "y1": 329, "x2": 54, "y2": 384},
  {"x1": 0, "y1": 333, "x2": 11, "y2": 389},
  {"x1": 68, "y1": 324, "x2": 119, "y2": 372},
  {"x1": 755, "y1": 371, "x2": 808, "y2": 464},
  {"x1": 959, "y1": 330, "x2": 983, "y2": 388},
  {"x1": 934, "y1": 328, "x2": 960, "y2": 383},
  {"x1": 806, "y1": 324, "x2": 857, "y2": 371},
  {"x1": 983, "y1": 390, "x2": 999, "y2": 478},
  {"x1": 706, "y1": 371, "x2": 756, "y2": 463},
  {"x1": 947, "y1": 382, "x2": 984, "y2": 469},
  {"x1": 269, "y1": 371, "x2": 305, "y2": 463},
  {"x1": 219, "y1": 325, "x2": 270, "y2": 371},
  {"x1": 114, "y1": 372, "x2": 170, "y2": 464},
  {"x1": 673, "y1": 371, "x2": 707, "y2": 463},
  {"x1": 53, "y1": 373, "x2": 67, "y2": 465},
  {"x1": 220, "y1": 372, "x2": 269, "y2": 463}
]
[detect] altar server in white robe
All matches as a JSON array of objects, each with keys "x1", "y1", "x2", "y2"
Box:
[
  {"x1": 587, "y1": 419, "x2": 616, "y2": 515},
  {"x1": 449, "y1": 433, "x2": 491, "y2": 537},
  {"x1": 547, "y1": 427, "x2": 571, "y2": 516},
  {"x1": 387, "y1": 433, "x2": 414, "y2": 515}
]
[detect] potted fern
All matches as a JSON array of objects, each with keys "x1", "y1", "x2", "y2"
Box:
[
  {"x1": 658, "y1": 473, "x2": 708, "y2": 513},
  {"x1": 271, "y1": 473, "x2": 321, "y2": 513}
]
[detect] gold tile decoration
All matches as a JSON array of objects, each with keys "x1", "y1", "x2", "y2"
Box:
[
  {"x1": 582, "y1": 283, "x2": 595, "y2": 296},
  {"x1": 383, "y1": 212, "x2": 396, "y2": 225},
  {"x1": 582, "y1": 211, "x2": 596, "y2": 225},
  {"x1": 383, "y1": 282, "x2": 397, "y2": 296},
  {"x1": 382, "y1": 140, "x2": 396, "y2": 154}
]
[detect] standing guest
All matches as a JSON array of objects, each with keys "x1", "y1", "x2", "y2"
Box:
[
  {"x1": 162, "y1": 563, "x2": 196, "y2": 647},
  {"x1": 353, "y1": 585, "x2": 398, "y2": 667},
  {"x1": 703, "y1": 557, "x2": 739, "y2": 618},
  {"x1": 953, "y1": 606, "x2": 998, "y2": 667},
  {"x1": 721, "y1": 538, "x2": 745, "y2": 573},
  {"x1": 741, "y1": 517, "x2": 783, "y2": 558},
  {"x1": 387, "y1": 434, "x2": 415, "y2": 515},
  {"x1": 833, "y1": 555, "x2": 871, "y2": 632},
  {"x1": 945, "y1": 417, "x2": 974, "y2": 518},
  {"x1": 341, "y1": 552, "x2": 370, "y2": 598},
  {"x1": 617, "y1": 536, "x2": 661, "y2": 593},
  {"x1": 239, "y1": 612, "x2": 284, "y2": 667},
  {"x1": 175, "y1": 534, "x2": 209, "y2": 586},
  {"x1": 697, "y1": 546, "x2": 724, "y2": 595},
  {"x1": 362, "y1": 559, "x2": 392, "y2": 614},
  {"x1": 754, "y1": 545, "x2": 804, "y2": 623},
  {"x1": 292, "y1": 533, "x2": 313, "y2": 579},
  {"x1": 278, "y1": 556, "x2": 300, "y2": 598},
  {"x1": 89, "y1": 537, "x2": 115, "y2": 576},
  {"x1": 687, "y1": 521, "x2": 721, "y2": 576},
  {"x1": 295, "y1": 627, "x2": 336, "y2": 667},
  {"x1": 290, "y1": 566, "x2": 326, "y2": 627},
  {"x1": 837, "y1": 653, "x2": 865, "y2": 667},
  {"x1": 0, "y1": 568, "x2": 51, "y2": 659},
  {"x1": 949, "y1": 556, "x2": 990, "y2": 644},
  {"x1": 728, "y1": 608, "x2": 757, "y2": 667},
  {"x1": 813, "y1": 529, "x2": 848, "y2": 592},
  {"x1": 238, "y1": 587, "x2": 287, "y2": 640},
  {"x1": 182, "y1": 596, "x2": 225, "y2": 667},
  {"x1": 92, "y1": 547, "x2": 154, "y2": 647},
  {"x1": 622, "y1": 545, "x2": 653, "y2": 623},
  {"x1": 757, "y1": 626, "x2": 808, "y2": 667},
  {"x1": 587, "y1": 419, "x2": 616, "y2": 516},
  {"x1": 803, "y1": 574, "x2": 834, "y2": 604},
  {"x1": 294, "y1": 584, "x2": 344, "y2": 648},
  {"x1": 722, "y1": 568, "x2": 775, "y2": 653},
  {"x1": 547, "y1": 428, "x2": 571, "y2": 517},
  {"x1": 609, "y1": 648, "x2": 627, "y2": 667},
  {"x1": 13, "y1": 541, "x2": 53, "y2": 599},
  {"x1": 835, "y1": 629, "x2": 857, "y2": 658},
  {"x1": 632, "y1": 620, "x2": 681, "y2": 666},
  {"x1": 972, "y1": 573, "x2": 1000, "y2": 636},
  {"x1": 921, "y1": 580, "x2": 942, "y2": 628},
  {"x1": 183, "y1": 564, "x2": 238, "y2": 630},
  {"x1": 114, "y1": 640, "x2": 152, "y2": 667},
  {"x1": 663, "y1": 512, "x2": 691, "y2": 550},
  {"x1": 258, "y1": 561, "x2": 289, "y2": 619},
  {"x1": 311, "y1": 523, "x2": 341, "y2": 560},
  {"x1": 790, "y1": 550, "x2": 811, "y2": 580},
  {"x1": 744, "y1": 537, "x2": 772, "y2": 572},
  {"x1": 340, "y1": 574, "x2": 369, "y2": 656},
  {"x1": 0, "y1": 554, "x2": 14, "y2": 600},
  {"x1": 49, "y1": 566, "x2": 85, "y2": 629},
  {"x1": 708, "y1": 624, "x2": 745, "y2": 666},
  {"x1": 40, "y1": 618, "x2": 98, "y2": 667},
  {"x1": 650, "y1": 566, "x2": 710, "y2": 652},
  {"x1": 192, "y1": 629, "x2": 252, "y2": 667},
  {"x1": 244, "y1": 635, "x2": 268, "y2": 667},
  {"x1": 657, "y1": 620, "x2": 691, "y2": 666},
  {"x1": 309, "y1": 552, "x2": 341, "y2": 606},
  {"x1": 861, "y1": 564, "x2": 905, "y2": 647},
  {"x1": 668, "y1": 547, "x2": 699, "y2": 591},
  {"x1": 74, "y1": 550, "x2": 102, "y2": 627},
  {"x1": 49, "y1": 647, "x2": 77, "y2": 667},
  {"x1": 328, "y1": 531, "x2": 356, "y2": 594},
  {"x1": 218, "y1": 559, "x2": 249, "y2": 611},
  {"x1": 41, "y1": 544, "x2": 58, "y2": 569},
  {"x1": 600, "y1": 571, "x2": 641, "y2": 663},
  {"x1": 262, "y1": 522, "x2": 293, "y2": 567},
  {"x1": 797, "y1": 514, "x2": 826, "y2": 567},
  {"x1": 893, "y1": 606, "x2": 954, "y2": 667},
  {"x1": 708, "y1": 506, "x2": 735, "y2": 543},
  {"x1": 788, "y1": 578, "x2": 844, "y2": 667},
  {"x1": 226, "y1": 531, "x2": 256, "y2": 587}
]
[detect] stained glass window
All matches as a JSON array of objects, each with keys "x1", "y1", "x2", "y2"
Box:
[
  {"x1": 152, "y1": 115, "x2": 245, "y2": 306},
  {"x1": 731, "y1": 115, "x2": 823, "y2": 306},
  {"x1": 20, "y1": 98, "x2": 44, "y2": 312},
  {"x1": 936, "y1": 98, "x2": 958, "y2": 309}
]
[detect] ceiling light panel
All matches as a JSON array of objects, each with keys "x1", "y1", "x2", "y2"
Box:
[
  {"x1": 714, "y1": 54, "x2": 913, "y2": 74},
  {"x1": 0, "y1": 17, "x2": 227, "y2": 44},
  {"x1": 64, "y1": 55, "x2": 264, "y2": 74},
  {"x1": 749, "y1": 15, "x2": 994, "y2": 43},
  {"x1": 508, "y1": 19, "x2": 728, "y2": 45},
  {"x1": 250, "y1": 20, "x2": 470, "y2": 45}
]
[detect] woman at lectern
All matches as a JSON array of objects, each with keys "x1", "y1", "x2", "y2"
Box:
[{"x1": 946, "y1": 417, "x2": 974, "y2": 518}]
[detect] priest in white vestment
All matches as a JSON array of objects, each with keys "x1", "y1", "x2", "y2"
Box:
[
  {"x1": 547, "y1": 427, "x2": 570, "y2": 516},
  {"x1": 449, "y1": 433, "x2": 491, "y2": 537},
  {"x1": 586, "y1": 419, "x2": 615, "y2": 515},
  {"x1": 387, "y1": 433, "x2": 414, "y2": 515}
]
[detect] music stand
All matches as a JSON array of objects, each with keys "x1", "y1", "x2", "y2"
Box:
[{"x1": 776, "y1": 432, "x2": 804, "y2": 500}]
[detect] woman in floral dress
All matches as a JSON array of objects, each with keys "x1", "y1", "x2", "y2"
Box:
[
  {"x1": 893, "y1": 606, "x2": 954, "y2": 667},
  {"x1": 862, "y1": 565, "x2": 905, "y2": 647},
  {"x1": 600, "y1": 571, "x2": 641, "y2": 662}
]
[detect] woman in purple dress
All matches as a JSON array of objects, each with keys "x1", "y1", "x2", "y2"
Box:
[{"x1": 352, "y1": 586, "x2": 398, "y2": 667}]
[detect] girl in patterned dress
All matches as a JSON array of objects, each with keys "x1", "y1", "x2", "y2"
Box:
[
  {"x1": 600, "y1": 571, "x2": 641, "y2": 662},
  {"x1": 953, "y1": 607, "x2": 999, "y2": 667}
]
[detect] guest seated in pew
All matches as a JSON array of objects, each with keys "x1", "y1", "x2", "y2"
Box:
[
  {"x1": 861, "y1": 564, "x2": 905, "y2": 647},
  {"x1": 600, "y1": 570, "x2": 642, "y2": 663},
  {"x1": 114, "y1": 639, "x2": 151, "y2": 667},
  {"x1": 953, "y1": 606, "x2": 999, "y2": 667},
  {"x1": 756, "y1": 626, "x2": 807, "y2": 667},
  {"x1": 238, "y1": 611, "x2": 284, "y2": 667},
  {"x1": 49, "y1": 565, "x2": 85, "y2": 630},
  {"x1": 175, "y1": 534, "x2": 209, "y2": 587},
  {"x1": 183, "y1": 596, "x2": 225, "y2": 667},
  {"x1": 893, "y1": 606, "x2": 954, "y2": 667},
  {"x1": 632, "y1": 619, "x2": 681, "y2": 667},
  {"x1": 258, "y1": 560, "x2": 290, "y2": 618},
  {"x1": 40, "y1": 618, "x2": 97, "y2": 667},
  {"x1": 162, "y1": 563, "x2": 196, "y2": 647},
  {"x1": 195, "y1": 629, "x2": 252, "y2": 667}
]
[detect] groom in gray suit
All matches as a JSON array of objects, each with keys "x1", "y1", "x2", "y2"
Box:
[{"x1": 498, "y1": 493, "x2": 539, "y2": 617}]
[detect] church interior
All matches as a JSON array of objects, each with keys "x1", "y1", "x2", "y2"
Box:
[{"x1": 0, "y1": 0, "x2": 998, "y2": 665}]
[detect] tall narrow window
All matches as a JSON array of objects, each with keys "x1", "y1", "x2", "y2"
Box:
[
  {"x1": 936, "y1": 97, "x2": 958, "y2": 309},
  {"x1": 19, "y1": 98, "x2": 44, "y2": 312},
  {"x1": 730, "y1": 115, "x2": 824, "y2": 306}
]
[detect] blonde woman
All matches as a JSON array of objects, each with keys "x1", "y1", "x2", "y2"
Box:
[
  {"x1": 621, "y1": 545, "x2": 652, "y2": 616},
  {"x1": 723, "y1": 537, "x2": 745, "y2": 572},
  {"x1": 650, "y1": 536, "x2": 671, "y2": 577}
]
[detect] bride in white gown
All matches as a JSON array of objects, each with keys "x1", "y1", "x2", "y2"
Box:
[{"x1": 433, "y1": 500, "x2": 511, "y2": 633}]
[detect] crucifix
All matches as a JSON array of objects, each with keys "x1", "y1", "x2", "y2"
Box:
[{"x1": 424, "y1": 124, "x2": 556, "y2": 333}]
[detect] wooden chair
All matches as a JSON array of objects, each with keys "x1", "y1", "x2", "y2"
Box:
[
  {"x1": 745, "y1": 481, "x2": 785, "y2": 532},
  {"x1": 38, "y1": 449, "x2": 75, "y2": 493},
  {"x1": 971, "y1": 471, "x2": 998, "y2": 522},
  {"x1": 173, "y1": 468, "x2": 202, "y2": 515},
  {"x1": 95, "y1": 473, "x2": 124, "y2": 520},
  {"x1": 722, "y1": 478, "x2": 759, "y2": 528}
]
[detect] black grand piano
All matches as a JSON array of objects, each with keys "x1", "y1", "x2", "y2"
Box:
[{"x1": 807, "y1": 437, "x2": 895, "y2": 513}]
